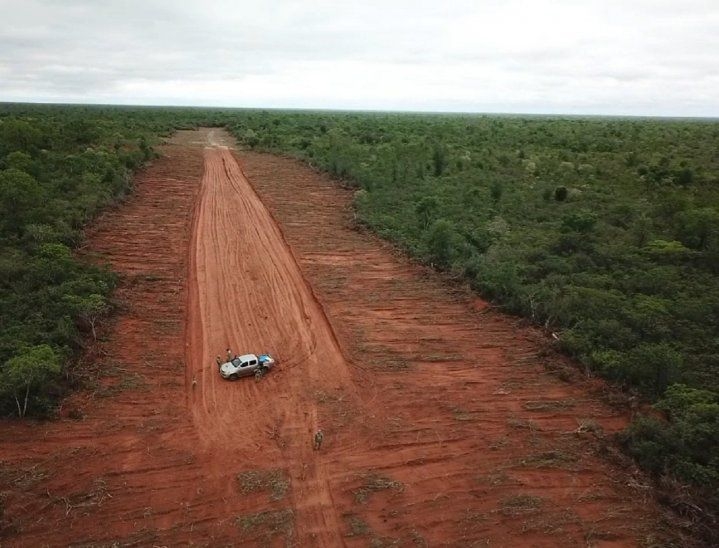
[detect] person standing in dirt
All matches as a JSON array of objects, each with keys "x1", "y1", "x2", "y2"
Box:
[
  {"x1": 313, "y1": 429, "x2": 324, "y2": 450},
  {"x1": 226, "y1": 348, "x2": 233, "y2": 361}
]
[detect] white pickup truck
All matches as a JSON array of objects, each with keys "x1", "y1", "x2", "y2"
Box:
[{"x1": 218, "y1": 353, "x2": 276, "y2": 380}]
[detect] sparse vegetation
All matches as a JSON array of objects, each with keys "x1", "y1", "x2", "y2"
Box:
[
  {"x1": 49, "y1": 476, "x2": 111, "y2": 516},
  {"x1": 0, "y1": 462, "x2": 48, "y2": 490},
  {"x1": 520, "y1": 450, "x2": 579, "y2": 469},
  {"x1": 342, "y1": 513, "x2": 404, "y2": 547},
  {"x1": 522, "y1": 399, "x2": 576, "y2": 411},
  {"x1": 237, "y1": 468, "x2": 290, "y2": 501},
  {"x1": 344, "y1": 513, "x2": 371, "y2": 537},
  {"x1": 236, "y1": 508, "x2": 294, "y2": 542},
  {"x1": 353, "y1": 473, "x2": 404, "y2": 504},
  {"x1": 499, "y1": 494, "x2": 544, "y2": 515},
  {"x1": 574, "y1": 419, "x2": 603, "y2": 435},
  {"x1": 507, "y1": 417, "x2": 539, "y2": 430}
]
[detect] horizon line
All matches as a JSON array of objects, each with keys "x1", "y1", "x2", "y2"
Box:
[{"x1": 1, "y1": 99, "x2": 717, "y2": 121}]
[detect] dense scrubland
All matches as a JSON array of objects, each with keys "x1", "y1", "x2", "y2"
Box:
[
  {"x1": 227, "y1": 110, "x2": 719, "y2": 525},
  {"x1": 0, "y1": 105, "x2": 153, "y2": 417},
  {"x1": 1, "y1": 103, "x2": 717, "y2": 531}
]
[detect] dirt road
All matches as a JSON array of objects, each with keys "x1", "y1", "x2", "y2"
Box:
[
  {"x1": 186, "y1": 142, "x2": 351, "y2": 543},
  {"x1": 0, "y1": 129, "x2": 682, "y2": 546}
]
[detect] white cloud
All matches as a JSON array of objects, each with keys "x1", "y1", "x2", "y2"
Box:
[{"x1": 0, "y1": 0, "x2": 717, "y2": 115}]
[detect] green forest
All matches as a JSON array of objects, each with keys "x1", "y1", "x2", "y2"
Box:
[
  {"x1": 229, "y1": 111, "x2": 719, "y2": 521},
  {"x1": 0, "y1": 104, "x2": 166, "y2": 416},
  {"x1": 1, "y1": 104, "x2": 718, "y2": 526}
]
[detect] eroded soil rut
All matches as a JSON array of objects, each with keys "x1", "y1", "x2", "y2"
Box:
[{"x1": 0, "y1": 129, "x2": 683, "y2": 547}]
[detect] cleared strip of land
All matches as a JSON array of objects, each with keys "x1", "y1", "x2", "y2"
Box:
[{"x1": 186, "y1": 142, "x2": 350, "y2": 543}]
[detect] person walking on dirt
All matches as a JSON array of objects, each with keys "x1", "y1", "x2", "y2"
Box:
[
  {"x1": 313, "y1": 429, "x2": 324, "y2": 450},
  {"x1": 215, "y1": 356, "x2": 222, "y2": 367}
]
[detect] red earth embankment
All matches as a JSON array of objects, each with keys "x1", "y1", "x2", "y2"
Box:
[{"x1": 0, "y1": 129, "x2": 682, "y2": 546}]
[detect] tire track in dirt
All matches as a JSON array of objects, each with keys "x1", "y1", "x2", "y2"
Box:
[{"x1": 185, "y1": 142, "x2": 351, "y2": 544}]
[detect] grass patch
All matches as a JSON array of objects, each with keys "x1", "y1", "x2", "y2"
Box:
[
  {"x1": 451, "y1": 407, "x2": 478, "y2": 421},
  {"x1": 520, "y1": 450, "x2": 579, "y2": 468},
  {"x1": 236, "y1": 508, "x2": 294, "y2": 541},
  {"x1": 507, "y1": 417, "x2": 539, "y2": 430},
  {"x1": 522, "y1": 399, "x2": 576, "y2": 411},
  {"x1": 343, "y1": 514, "x2": 404, "y2": 547},
  {"x1": 500, "y1": 494, "x2": 543, "y2": 516},
  {"x1": 135, "y1": 272, "x2": 164, "y2": 283},
  {"x1": 237, "y1": 469, "x2": 290, "y2": 501},
  {"x1": 317, "y1": 274, "x2": 348, "y2": 290},
  {"x1": 51, "y1": 477, "x2": 111, "y2": 516},
  {"x1": 344, "y1": 513, "x2": 371, "y2": 537},
  {"x1": 352, "y1": 343, "x2": 411, "y2": 370},
  {"x1": 370, "y1": 354, "x2": 410, "y2": 371},
  {"x1": 153, "y1": 318, "x2": 181, "y2": 334},
  {"x1": 520, "y1": 508, "x2": 579, "y2": 534},
  {"x1": 88, "y1": 360, "x2": 148, "y2": 397},
  {"x1": 489, "y1": 436, "x2": 509, "y2": 450},
  {"x1": 543, "y1": 362, "x2": 576, "y2": 382},
  {"x1": 0, "y1": 462, "x2": 48, "y2": 489},
  {"x1": 422, "y1": 353, "x2": 463, "y2": 362},
  {"x1": 353, "y1": 473, "x2": 404, "y2": 504}
]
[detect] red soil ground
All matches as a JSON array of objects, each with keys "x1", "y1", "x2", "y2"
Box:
[{"x1": 0, "y1": 129, "x2": 683, "y2": 546}]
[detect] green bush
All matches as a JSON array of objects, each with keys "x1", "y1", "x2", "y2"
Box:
[
  {"x1": 621, "y1": 384, "x2": 719, "y2": 487},
  {"x1": 0, "y1": 345, "x2": 61, "y2": 417}
]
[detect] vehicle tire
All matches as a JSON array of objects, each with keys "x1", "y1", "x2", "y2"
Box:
[{"x1": 230, "y1": 373, "x2": 238, "y2": 380}]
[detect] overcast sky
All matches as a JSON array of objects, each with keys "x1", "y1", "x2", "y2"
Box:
[{"x1": 1, "y1": 0, "x2": 717, "y2": 116}]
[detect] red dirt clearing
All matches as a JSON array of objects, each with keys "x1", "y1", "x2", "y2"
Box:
[{"x1": 0, "y1": 129, "x2": 681, "y2": 546}]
